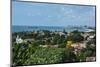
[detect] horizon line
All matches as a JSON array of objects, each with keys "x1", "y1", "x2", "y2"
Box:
[{"x1": 12, "y1": 25, "x2": 95, "y2": 27}]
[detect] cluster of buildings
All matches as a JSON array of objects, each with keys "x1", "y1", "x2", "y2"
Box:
[{"x1": 15, "y1": 28, "x2": 96, "y2": 62}]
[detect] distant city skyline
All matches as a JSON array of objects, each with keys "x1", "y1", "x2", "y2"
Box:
[{"x1": 12, "y1": 1, "x2": 96, "y2": 27}]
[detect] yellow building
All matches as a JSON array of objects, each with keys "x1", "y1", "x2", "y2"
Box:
[{"x1": 66, "y1": 41, "x2": 72, "y2": 48}]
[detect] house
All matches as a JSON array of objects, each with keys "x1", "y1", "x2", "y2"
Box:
[
  {"x1": 71, "y1": 43, "x2": 86, "y2": 49},
  {"x1": 86, "y1": 57, "x2": 96, "y2": 62},
  {"x1": 87, "y1": 35, "x2": 95, "y2": 41},
  {"x1": 24, "y1": 39, "x2": 34, "y2": 42},
  {"x1": 39, "y1": 45, "x2": 58, "y2": 48},
  {"x1": 59, "y1": 32, "x2": 65, "y2": 36},
  {"x1": 16, "y1": 35, "x2": 23, "y2": 44}
]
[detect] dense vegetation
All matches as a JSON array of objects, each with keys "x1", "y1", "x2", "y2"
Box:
[
  {"x1": 12, "y1": 43, "x2": 76, "y2": 66},
  {"x1": 12, "y1": 30, "x2": 96, "y2": 66}
]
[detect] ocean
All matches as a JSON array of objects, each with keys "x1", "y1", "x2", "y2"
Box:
[{"x1": 12, "y1": 26, "x2": 92, "y2": 32}]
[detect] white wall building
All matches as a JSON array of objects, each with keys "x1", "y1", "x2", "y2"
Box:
[{"x1": 16, "y1": 35, "x2": 23, "y2": 44}]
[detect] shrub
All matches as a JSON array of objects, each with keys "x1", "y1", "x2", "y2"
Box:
[
  {"x1": 26, "y1": 48, "x2": 76, "y2": 64},
  {"x1": 12, "y1": 44, "x2": 76, "y2": 66}
]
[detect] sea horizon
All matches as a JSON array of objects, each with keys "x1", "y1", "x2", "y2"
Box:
[{"x1": 12, "y1": 25, "x2": 95, "y2": 32}]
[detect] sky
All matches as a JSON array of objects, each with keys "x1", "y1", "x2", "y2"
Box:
[{"x1": 12, "y1": 1, "x2": 96, "y2": 27}]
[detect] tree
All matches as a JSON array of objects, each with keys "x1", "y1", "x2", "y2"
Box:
[
  {"x1": 71, "y1": 33, "x2": 84, "y2": 43},
  {"x1": 72, "y1": 30, "x2": 79, "y2": 34},
  {"x1": 86, "y1": 40, "x2": 96, "y2": 57}
]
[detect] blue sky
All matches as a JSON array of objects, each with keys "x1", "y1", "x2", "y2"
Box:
[{"x1": 12, "y1": 1, "x2": 95, "y2": 27}]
